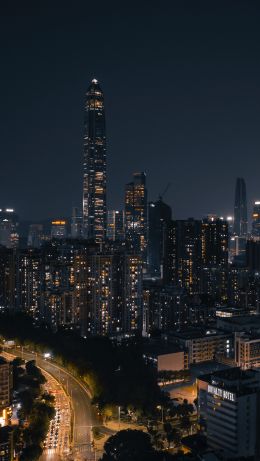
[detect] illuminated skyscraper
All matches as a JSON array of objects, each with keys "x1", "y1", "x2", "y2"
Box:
[
  {"x1": 252, "y1": 201, "x2": 260, "y2": 237},
  {"x1": 201, "y1": 215, "x2": 229, "y2": 303},
  {"x1": 51, "y1": 220, "x2": 67, "y2": 239},
  {"x1": 125, "y1": 172, "x2": 147, "y2": 262},
  {"x1": 83, "y1": 79, "x2": 107, "y2": 242},
  {"x1": 0, "y1": 208, "x2": 19, "y2": 248},
  {"x1": 107, "y1": 210, "x2": 125, "y2": 241},
  {"x1": 234, "y1": 177, "x2": 247, "y2": 237},
  {"x1": 71, "y1": 207, "x2": 83, "y2": 239}
]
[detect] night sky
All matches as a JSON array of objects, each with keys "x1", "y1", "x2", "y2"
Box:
[{"x1": 1, "y1": 1, "x2": 260, "y2": 222}]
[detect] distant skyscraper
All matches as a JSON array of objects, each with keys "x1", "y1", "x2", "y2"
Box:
[
  {"x1": 51, "y1": 220, "x2": 67, "y2": 239},
  {"x1": 148, "y1": 198, "x2": 172, "y2": 277},
  {"x1": 125, "y1": 172, "x2": 147, "y2": 262},
  {"x1": 252, "y1": 201, "x2": 260, "y2": 237},
  {"x1": 27, "y1": 224, "x2": 44, "y2": 248},
  {"x1": 83, "y1": 79, "x2": 107, "y2": 243},
  {"x1": 71, "y1": 207, "x2": 83, "y2": 239},
  {"x1": 201, "y1": 215, "x2": 229, "y2": 303},
  {"x1": 0, "y1": 208, "x2": 19, "y2": 248},
  {"x1": 163, "y1": 219, "x2": 201, "y2": 294},
  {"x1": 107, "y1": 210, "x2": 125, "y2": 241},
  {"x1": 234, "y1": 177, "x2": 247, "y2": 236}
]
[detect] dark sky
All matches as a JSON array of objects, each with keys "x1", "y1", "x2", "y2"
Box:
[{"x1": 1, "y1": 1, "x2": 260, "y2": 222}]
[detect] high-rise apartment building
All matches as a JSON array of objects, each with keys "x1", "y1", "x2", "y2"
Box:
[
  {"x1": 125, "y1": 172, "x2": 147, "y2": 262},
  {"x1": 0, "y1": 209, "x2": 19, "y2": 249},
  {"x1": 27, "y1": 224, "x2": 44, "y2": 248},
  {"x1": 77, "y1": 248, "x2": 143, "y2": 336},
  {"x1": 51, "y1": 220, "x2": 67, "y2": 239},
  {"x1": 0, "y1": 240, "x2": 143, "y2": 336},
  {"x1": 71, "y1": 207, "x2": 83, "y2": 239},
  {"x1": 83, "y1": 79, "x2": 107, "y2": 242},
  {"x1": 164, "y1": 219, "x2": 202, "y2": 294},
  {"x1": 201, "y1": 215, "x2": 229, "y2": 303},
  {"x1": 107, "y1": 210, "x2": 125, "y2": 241},
  {"x1": 148, "y1": 198, "x2": 172, "y2": 278},
  {"x1": 0, "y1": 357, "x2": 13, "y2": 426},
  {"x1": 252, "y1": 201, "x2": 260, "y2": 237},
  {"x1": 234, "y1": 177, "x2": 247, "y2": 236}
]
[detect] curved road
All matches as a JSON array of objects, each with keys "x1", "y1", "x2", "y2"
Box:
[{"x1": 5, "y1": 347, "x2": 98, "y2": 460}]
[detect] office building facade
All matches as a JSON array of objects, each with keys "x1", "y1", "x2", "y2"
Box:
[
  {"x1": 198, "y1": 368, "x2": 260, "y2": 459},
  {"x1": 148, "y1": 198, "x2": 172, "y2": 278},
  {"x1": 107, "y1": 210, "x2": 125, "y2": 241},
  {"x1": 252, "y1": 201, "x2": 260, "y2": 237},
  {"x1": 83, "y1": 79, "x2": 107, "y2": 242},
  {"x1": 234, "y1": 177, "x2": 248, "y2": 237},
  {"x1": 125, "y1": 172, "x2": 147, "y2": 263}
]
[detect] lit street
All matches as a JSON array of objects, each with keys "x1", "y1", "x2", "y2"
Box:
[{"x1": 4, "y1": 347, "x2": 99, "y2": 460}]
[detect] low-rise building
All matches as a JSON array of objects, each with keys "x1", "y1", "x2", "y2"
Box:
[
  {"x1": 170, "y1": 329, "x2": 231, "y2": 365},
  {"x1": 143, "y1": 342, "x2": 188, "y2": 371},
  {"x1": 235, "y1": 332, "x2": 260, "y2": 369},
  {"x1": 217, "y1": 313, "x2": 260, "y2": 333}
]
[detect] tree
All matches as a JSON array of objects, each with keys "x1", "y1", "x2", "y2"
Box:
[
  {"x1": 25, "y1": 360, "x2": 46, "y2": 384},
  {"x1": 101, "y1": 430, "x2": 157, "y2": 461},
  {"x1": 12, "y1": 357, "x2": 24, "y2": 367},
  {"x1": 180, "y1": 415, "x2": 192, "y2": 435},
  {"x1": 176, "y1": 400, "x2": 194, "y2": 418},
  {"x1": 20, "y1": 445, "x2": 42, "y2": 461}
]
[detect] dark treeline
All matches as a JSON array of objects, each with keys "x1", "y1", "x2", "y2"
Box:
[{"x1": 0, "y1": 312, "x2": 167, "y2": 414}]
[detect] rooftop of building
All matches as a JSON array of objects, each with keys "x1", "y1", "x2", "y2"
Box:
[
  {"x1": 236, "y1": 331, "x2": 260, "y2": 341},
  {"x1": 217, "y1": 313, "x2": 260, "y2": 325},
  {"x1": 143, "y1": 339, "x2": 184, "y2": 357},
  {"x1": 198, "y1": 367, "x2": 260, "y2": 394},
  {"x1": 170, "y1": 328, "x2": 228, "y2": 340}
]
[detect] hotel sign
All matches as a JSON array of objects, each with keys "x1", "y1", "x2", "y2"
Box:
[{"x1": 208, "y1": 384, "x2": 236, "y2": 402}]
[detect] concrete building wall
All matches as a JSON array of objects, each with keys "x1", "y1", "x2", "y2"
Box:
[{"x1": 157, "y1": 351, "x2": 188, "y2": 371}]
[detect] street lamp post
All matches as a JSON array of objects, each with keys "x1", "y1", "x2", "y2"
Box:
[
  {"x1": 157, "y1": 405, "x2": 164, "y2": 424},
  {"x1": 118, "y1": 406, "x2": 121, "y2": 430}
]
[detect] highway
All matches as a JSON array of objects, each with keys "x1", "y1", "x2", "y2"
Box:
[
  {"x1": 4, "y1": 347, "x2": 99, "y2": 460},
  {"x1": 41, "y1": 370, "x2": 71, "y2": 460}
]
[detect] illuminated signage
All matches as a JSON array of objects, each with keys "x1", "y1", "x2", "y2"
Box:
[{"x1": 208, "y1": 384, "x2": 236, "y2": 402}]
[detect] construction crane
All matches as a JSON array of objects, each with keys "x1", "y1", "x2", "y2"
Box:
[{"x1": 159, "y1": 182, "x2": 171, "y2": 201}]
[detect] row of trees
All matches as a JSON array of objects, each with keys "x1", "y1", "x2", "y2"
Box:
[
  {"x1": 0, "y1": 311, "x2": 168, "y2": 415},
  {"x1": 12, "y1": 357, "x2": 55, "y2": 461},
  {"x1": 158, "y1": 369, "x2": 191, "y2": 385},
  {"x1": 100, "y1": 429, "x2": 197, "y2": 461}
]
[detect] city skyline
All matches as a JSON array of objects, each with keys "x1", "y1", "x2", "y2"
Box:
[{"x1": 1, "y1": 2, "x2": 260, "y2": 221}]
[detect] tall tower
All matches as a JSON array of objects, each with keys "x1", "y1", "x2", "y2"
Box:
[
  {"x1": 125, "y1": 172, "x2": 147, "y2": 262},
  {"x1": 83, "y1": 79, "x2": 107, "y2": 242},
  {"x1": 234, "y1": 178, "x2": 247, "y2": 237},
  {"x1": 148, "y1": 198, "x2": 172, "y2": 277},
  {"x1": 252, "y1": 201, "x2": 260, "y2": 237}
]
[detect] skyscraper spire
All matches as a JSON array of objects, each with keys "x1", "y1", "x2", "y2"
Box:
[
  {"x1": 234, "y1": 177, "x2": 247, "y2": 237},
  {"x1": 83, "y1": 79, "x2": 107, "y2": 242}
]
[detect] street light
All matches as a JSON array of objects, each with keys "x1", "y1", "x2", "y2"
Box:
[
  {"x1": 118, "y1": 406, "x2": 121, "y2": 429},
  {"x1": 157, "y1": 405, "x2": 164, "y2": 424}
]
